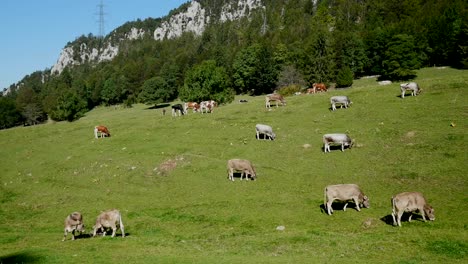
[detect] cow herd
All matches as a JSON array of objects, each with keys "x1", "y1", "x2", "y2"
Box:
[
  {"x1": 226, "y1": 81, "x2": 434, "y2": 228},
  {"x1": 79, "y1": 81, "x2": 432, "y2": 241}
]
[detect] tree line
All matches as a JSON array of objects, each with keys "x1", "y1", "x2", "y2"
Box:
[{"x1": 1, "y1": 0, "x2": 466, "y2": 129}]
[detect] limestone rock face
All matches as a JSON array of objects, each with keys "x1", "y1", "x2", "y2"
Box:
[{"x1": 51, "y1": 0, "x2": 265, "y2": 75}]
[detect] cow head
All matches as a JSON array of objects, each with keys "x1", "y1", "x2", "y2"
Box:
[
  {"x1": 424, "y1": 204, "x2": 435, "y2": 221},
  {"x1": 360, "y1": 195, "x2": 370, "y2": 208},
  {"x1": 76, "y1": 223, "x2": 85, "y2": 233}
]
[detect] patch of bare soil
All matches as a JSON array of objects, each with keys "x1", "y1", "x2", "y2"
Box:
[{"x1": 154, "y1": 156, "x2": 185, "y2": 176}]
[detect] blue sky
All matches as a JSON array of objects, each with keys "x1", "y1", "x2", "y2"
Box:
[{"x1": 0, "y1": 0, "x2": 189, "y2": 90}]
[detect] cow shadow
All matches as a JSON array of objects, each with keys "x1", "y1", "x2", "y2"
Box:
[
  {"x1": 228, "y1": 172, "x2": 256, "y2": 181},
  {"x1": 381, "y1": 213, "x2": 425, "y2": 226},
  {"x1": 93, "y1": 230, "x2": 129, "y2": 237},
  {"x1": 321, "y1": 145, "x2": 351, "y2": 152},
  {"x1": 254, "y1": 134, "x2": 274, "y2": 140},
  {"x1": 320, "y1": 201, "x2": 358, "y2": 214}
]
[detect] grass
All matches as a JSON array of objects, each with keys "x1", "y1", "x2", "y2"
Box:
[{"x1": 0, "y1": 67, "x2": 467, "y2": 263}]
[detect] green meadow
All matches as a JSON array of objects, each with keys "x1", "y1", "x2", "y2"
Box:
[{"x1": 0, "y1": 67, "x2": 467, "y2": 263}]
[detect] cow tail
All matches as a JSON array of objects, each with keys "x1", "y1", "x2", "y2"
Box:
[{"x1": 391, "y1": 197, "x2": 396, "y2": 216}]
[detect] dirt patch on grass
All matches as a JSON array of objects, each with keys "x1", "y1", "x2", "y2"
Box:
[
  {"x1": 405, "y1": 131, "x2": 416, "y2": 138},
  {"x1": 154, "y1": 156, "x2": 186, "y2": 176}
]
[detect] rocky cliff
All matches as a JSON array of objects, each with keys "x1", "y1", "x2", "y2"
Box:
[{"x1": 51, "y1": 0, "x2": 263, "y2": 74}]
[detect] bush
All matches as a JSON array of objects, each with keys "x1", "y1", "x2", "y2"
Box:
[{"x1": 335, "y1": 67, "x2": 354, "y2": 88}]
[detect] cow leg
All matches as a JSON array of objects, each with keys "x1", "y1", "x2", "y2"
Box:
[
  {"x1": 332, "y1": 103, "x2": 336, "y2": 111},
  {"x1": 401, "y1": 91, "x2": 405, "y2": 98},
  {"x1": 327, "y1": 200, "x2": 334, "y2": 215},
  {"x1": 343, "y1": 203, "x2": 348, "y2": 211},
  {"x1": 408, "y1": 213, "x2": 413, "y2": 222},
  {"x1": 353, "y1": 198, "x2": 361, "y2": 211},
  {"x1": 256, "y1": 131, "x2": 259, "y2": 140},
  {"x1": 397, "y1": 211, "x2": 403, "y2": 227},
  {"x1": 63, "y1": 229, "x2": 69, "y2": 241},
  {"x1": 392, "y1": 212, "x2": 397, "y2": 226},
  {"x1": 111, "y1": 225, "x2": 117, "y2": 237},
  {"x1": 341, "y1": 143, "x2": 345, "y2": 152}
]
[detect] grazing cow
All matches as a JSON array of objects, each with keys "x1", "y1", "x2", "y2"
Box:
[
  {"x1": 239, "y1": 99, "x2": 248, "y2": 103},
  {"x1": 200, "y1": 100, "x2": 217, "y2": 114},
  {"x1": 313, "y1": 83, "x2": 327, "y2": 92},
  {"x1": 184, "y1": 102, "x2": 200, "y2": 114},
  {"x1": 391, "y1": 192, "x2": 435, "y2": 227},
  {"x1": 400, "y1": 82, "x2": 421, "y2": 98},
  {"x1": 323, "y1": 133, "x2": 353, "y2": 152},
  {"x1": 227, "y1": 159, "x2": 256, "y2": 181},
  {"x1": 324, "y1": 184, "x2": 370, "y2": 215},
  {"x1": 171, "y1": 104, "x2": 185, "y2": 116},
  {"x1": 94, "y1": 125, "x2": 110, "y2": 138},
  {"x1": 255, "y1": 124, "x2": 276, "y2": 140},
  {"x1": 93, "y1": 209, "x2": 125, "y2": 238},
  {"x1": 265, "y1": 94, "x2": 286, "y2": 109},
  {"x1": 63, "y1": 212, "x2": 85, "y2": 241},
  {"x1": 330, "y1": 96, "x2": 352, "y2": 111}
]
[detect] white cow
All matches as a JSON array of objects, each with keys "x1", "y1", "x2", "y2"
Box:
[
  {"x1": 323, "y1": 133, "x2": 353, "y2": 152},
  {"x1": 93, "y1": 209, "x2": 125, "y2": 238},
  {"x1": 400, "y1": 82, "x2": 421, "y2": 98},
  {"x1": 255, "y1": 124, "x2": 276, "y2": 140},
  {"x1": 330, "y1": 96, "x2": 352, "y2": 111},
  {"x1": 63, "y1": 212, "x2": 85, "y2": 241},
  {"x1": 227, "y1": 159, "x2": 256, "y2": 181},
  {"x1": 392, "y1": 192, "x2": 435, "y2": 227},
  {"x1": 324, "y1": 184, "x2": 370, "y2": 215}
]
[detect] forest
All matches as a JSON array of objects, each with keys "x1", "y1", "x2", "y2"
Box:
[{"x1": 0, "y1": 0, "x2": 466, "y2": 129}]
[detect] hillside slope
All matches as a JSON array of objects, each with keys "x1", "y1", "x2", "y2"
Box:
[{"x1": 0, "y1": 67, "x2": 467, "y2": 263}]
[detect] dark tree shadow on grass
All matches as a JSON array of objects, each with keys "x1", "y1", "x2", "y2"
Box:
[
  {"x1": 0, "y1": 251, "x2": 44, "y2": 263},
  {"x1": 146, "y1": 103, "x2": 170, "y2": 110}
]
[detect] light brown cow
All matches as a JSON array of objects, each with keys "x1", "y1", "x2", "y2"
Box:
[
  {"x1": 265, "y1": 94, "x2": 286, "y2": 108},
  {"x1": 313, "y1": 83, "x2": 327, "y2": 92},
  {"x1": 392, "y1": 192, "x2": 435, "y2": 227},
  {"x1": 227, "y1": 159, "x2": 256, "y2": 181},
  {"x1": 63, "y1": 212, "x2": 85, "y2": 241},
  {"x1": 324, "y1": 184, "x2": 370, "y2": 215},
  {"x1": 93, "y1": 209, "x2": 125, "y2": 238},
  {"x1": 94, "y1": 125, "x2": 110, "y2": 138},
  {"x1": 306, "y1": 88, "x2": 316, "y2": 94}
]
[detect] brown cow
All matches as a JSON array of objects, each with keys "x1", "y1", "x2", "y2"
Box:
[
  {"x1": 184, "y1": 102, "x2": 200, "y2": 114},
  {"x1": 324, "y1": 184, "x2": 369, "y2": 215},
  {"x1": 265, "y1": 94, "x2": 286, "y2": 109},
  {"x1": 94, "y1": 125, "x2": 110, "y2": 138},
  {"x1": 93, "y1": 209, "x2": 125, "y2": 238},
  {"x1": 313, "y1": 83, "x2": 327, "y2": 92},
  {"x1": 63, "y1": 212, "x2": 85, "y2": 241},
  {"x1": 392, "y1": 192, "x2": 435, "y2": 227},
  {"x1": 227, "y1": 159, "x2": 257, "y2": 181}
]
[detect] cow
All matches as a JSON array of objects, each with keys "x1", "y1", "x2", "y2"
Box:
[
  {"x1": 93, "y1": 209, "x2": 125, "y2": 238},
  {"x1": 94, "y1": 125, "x2": 110, "y2": 138},
  {"x1": 227, "y1": 159, "x2": 256, "y2": 181},
  {"x1": 255, "y1": 124, "x2": 276, "y2": 140},
  {"x1": 184, "y1": 102, "x2": 200, "y2": 114},
  {"x1": 323, "y1": 133, "x2": 353, "y2": 152},
  {"x1": 330, "y1": 96, "x2": 352, "y2": 111},
  {"x1": 265, "y1": 94, "x2": 286, "y2": 109},
  {"x1": 63, "y1": 212, "x2": 85, "y2": 241},
  {"x1": 313, "y1": 83, "x2": 327, "y2": 93},
  {"x1": 171, "y1": 104, "x2": 185, "y2": 116},
  {"x1": 400, "y1": 82, "x2": 421, "y2": 98},
  {"x1": 324, "y1": 184, "x2": 370, "y2": 215},
  {"x1": 391, "y1": 192, "x2": 435, "y2": 227},
  {"x1": 200, "y1": 100, "x2": 217, "y2": 114},
  {"x1": 306, "y1": 88, "x2": 316, "y2": 94}
]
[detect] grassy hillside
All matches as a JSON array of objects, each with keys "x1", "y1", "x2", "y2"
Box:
[{"x1": 0, "y1": 67, "x2": 467, "y2": 263}]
